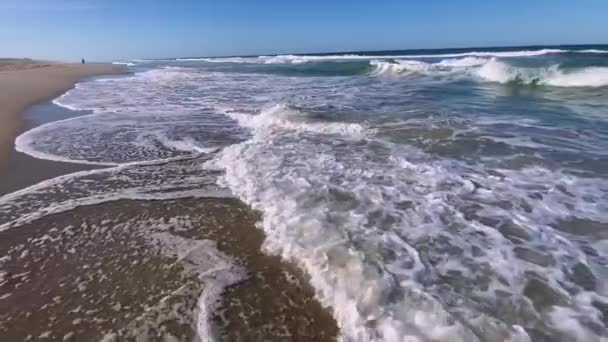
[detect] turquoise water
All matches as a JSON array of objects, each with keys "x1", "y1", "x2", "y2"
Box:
[{"x1": 8, "y1": 45, "x2": 608, "y2": 341}]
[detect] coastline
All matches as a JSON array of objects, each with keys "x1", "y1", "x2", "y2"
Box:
[
  {"x1": 0, "y1": 62, "x2": 124, "y2": 170},
  {"x1": 0, "y1": 64, "x2": 340, "y2": 340},
  {"x1": 0, "y1": 102, "x2": 107, "y2": 196}
]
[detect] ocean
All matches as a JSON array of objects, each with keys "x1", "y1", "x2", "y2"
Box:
[{"x1": 2, "y1": 45, "x2": 608, "y2": 341}]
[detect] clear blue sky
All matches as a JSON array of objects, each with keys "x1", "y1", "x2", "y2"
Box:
[{"x1": 1, "y1": 0, "x2": 607, "y2": 62}]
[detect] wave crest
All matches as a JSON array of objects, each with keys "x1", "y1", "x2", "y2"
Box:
[
  {"x1": 437, "y1": 56, "x2": 488, "y2": 67},
  {"x1": 112, "y1": 61, "x2": 135, "y2": 66},
  {"x1": 225, "y1": 104, "x2": 367, "y2": 137},
  {"x1": 185, "y1": 49, "x2": 578, "y2": 65},
  {"x1": 368, "y1": 57, "x2": 608, "y2": 88},
  {"x1": 369, "y1": 60, "x2": 431, "y2": 75},
  {"x1": 369, "y1": 57, "x2": 486, "y2": 76},
  {"x1": 187, "y1": 48, "x2": 608, "y2": 65},
  {"x1": 476, "y1": 59, "x2": 608, "y2": 87}
]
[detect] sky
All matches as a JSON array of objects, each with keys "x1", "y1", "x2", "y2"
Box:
[{"x1": 0, "y1": 0, "x2": 607, "y2": 62}]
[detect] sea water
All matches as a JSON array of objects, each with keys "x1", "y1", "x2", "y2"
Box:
[{"x1": 5, "y1": 45, "x2": 608, "y2": 341}]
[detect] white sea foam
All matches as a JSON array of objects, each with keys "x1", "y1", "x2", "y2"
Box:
[
  {"x1": 14, "y1": 113, "x2": 121, "y2": 166},
  {"x1": 210, "y1": 100, "x2": 608, "y2": 341},
  {"x1": 16, "y1": 67, "x2": 247, "y2": 165},
  {"x1": 370, "y1": 57, "x2": 486, "y2": 76},
  {"x1": 259, "y1": 54, "x2": 310, "y2": 64},
  {"x1": 152, "y1": 233, "x2": 245, "y2": 342},
  {"x1": 192, "y1": 49, "x2": 568, "y2": 65},
  {"x1": 225, "y1": 104, "x2": 367, "y2": 138},
  {"x1": 407, "y1": 48, "x2": 566, "y2": 59},
  {"x1": 368, "y1": 56, "x2": 608, "y2": 88},
  {"x1": 0, "y1": 157, "x2": 231, "y2": 232},
  {"x1": 112, "y1": 61, "x2": 135, "y2": 66},
  {"x1": 163, "y1": 66, "x2": 193, "y2": 70},
  {"x1": 548, "y1": 306, "x2": 604, "y2": 341},
  {"x1": 576, "y1": 49, "x2": 608, "y2": 54},
  {"x1": 369, "y1": 60, "x2": 432, "y2": 76},
  {"x1": 543, "y1": 67, "x2": 608, "y2": 87},
  {"x1": 476, "y1": 59, "x2": 608, "y2": 87},
  {"x1": 212, "y1": 142, "x2": 479, "y2": 341},
  {"x1": 176, "y1": 57, "x2": 251, "y2": 63},
  {"x1": 169, "y1": 48, "x2": 608, "y2": 66},
  {"x1": 172, "y1": 50, "x2": 608, "y2": 90},
  {"x1": 481, "y1": 135, "x2": 553, "y2": 150},
  {"x1": 437, "y1": 56, "x2": 489, "y2": 67}
]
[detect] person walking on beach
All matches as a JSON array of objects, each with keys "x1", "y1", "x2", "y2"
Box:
[{"x1": 81, "y1": 58, "x2": 85, "y2": 64}]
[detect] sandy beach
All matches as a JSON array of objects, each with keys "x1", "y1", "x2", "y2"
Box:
[{"x1": 0, "y1": 61, "x2": 123, "y2": 169}]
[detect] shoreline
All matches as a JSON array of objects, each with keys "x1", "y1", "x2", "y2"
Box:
[
  {"x1": 0, "y1": 62, "x2": 124, "y2": 171},
  {"x1": 0, "y1": 102, "x2": 107, "y2": 196},
  {"x1": 0, "y1": 65, "x2": 340, "y2": 340}
]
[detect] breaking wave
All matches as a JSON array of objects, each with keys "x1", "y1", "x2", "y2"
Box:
[
  {"x1": 476, "y1": 59, "x2": 608, "y2": 87},
  {"x1": 180, "y1": 48, "x2": 608, "y2": 65},
  {"x1": 224, "y1": 104, "x2": 368, "y2": 137},
  {"x1": 369, "y1": 57, "x2": 608, "y2": 88},
  {"x1": 369, "y1": 60, "x2": 432, "y2": 75},
  {"x1": 112, "y1": 61, "x2": 136, "y2": 66},
  {"x1": 210, "y1": 101, "x2": 608, "y2": 341},
  {"x1": 369, "y1": 57, "x2": 487, "y2": 76}
]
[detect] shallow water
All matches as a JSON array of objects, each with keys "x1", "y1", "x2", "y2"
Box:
[
  {"x1": 0, "y1": 103, "x2": 103, "y2": 196},
  {"x1": 4, "y1": 45, "x2": 608, "y2": 341}
]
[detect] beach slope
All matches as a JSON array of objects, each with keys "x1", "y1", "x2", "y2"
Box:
[{"x1": 0, "y1": 62, "x2": 123, "y2": 167}]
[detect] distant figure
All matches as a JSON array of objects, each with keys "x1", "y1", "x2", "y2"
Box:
[{"x1": 81, "y1": 58, "x2": 85, "y2": 64}]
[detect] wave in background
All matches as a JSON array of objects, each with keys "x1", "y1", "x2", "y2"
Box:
[
  {"x1": 166, "y1": 48, "x2": 608, "y2": 65},
  {"x1": 475, "y1": 59, "x2": 608, "y2": 87},
  {"x1": 127, "y1": 47, "x2": 608, "y2": 88},
  {"x1": 369, "y1": 57, "x2": 608, "y2": 87}
]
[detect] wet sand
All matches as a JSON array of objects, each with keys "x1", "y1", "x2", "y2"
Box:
[
  {"x1": 0, "y1": 61, "x2": 123, "y2": 171},
  {"x1": 0, "y1": 198, "x2": 338, "y2": 341}
]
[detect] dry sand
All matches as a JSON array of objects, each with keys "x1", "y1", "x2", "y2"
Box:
[{"x1": 0, "y1": 61, "x2": 124, "y2": 169}]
